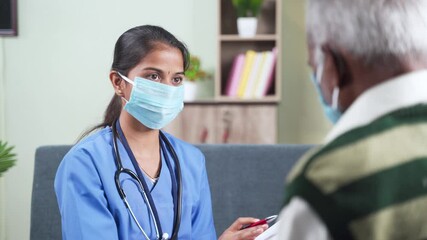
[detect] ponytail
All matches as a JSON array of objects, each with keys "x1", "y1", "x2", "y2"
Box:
[
  {"x1": 78, "y1": 94, "x2": 122, "y2": 141},
  {"x1": 103, "y1": 94, "x2": 122, "y2": 128}
]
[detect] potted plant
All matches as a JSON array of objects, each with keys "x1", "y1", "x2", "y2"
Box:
[
  {"x1": 0, "y1": 141, "x2": 17, "y2": 177},
  {"x1": 184, "y1": 55, "x2": 212, "y2": 101},
  {"x1": 232, "y1": 0, "x2": 264, "y2": 37}
]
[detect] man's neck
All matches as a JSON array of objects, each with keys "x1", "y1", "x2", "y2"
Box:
[{"x1": 339, "y1": 53, "x2": 427, "y2": 111}]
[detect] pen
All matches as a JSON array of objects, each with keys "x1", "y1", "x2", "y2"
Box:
[{"x1": 241, "y1": 215, "x2": 278, "y2": 230}]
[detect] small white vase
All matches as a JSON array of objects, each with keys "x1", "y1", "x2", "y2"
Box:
[
  {"x1": 195, "y1": 80, "x2": 214, "y2": 99},
  {"x1": 237, "y1": 17, "x2": 258, "y2": 38},
  {"x1": 184, "y1": 81, "x2": 197, "y2": 102}
]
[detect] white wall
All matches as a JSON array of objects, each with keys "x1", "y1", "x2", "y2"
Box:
[
  {"x1": 1, "y1": 37, "x2": 7, "y2": 240},
  {"x1": 0, "y1": 0, "x2": 216, "y2": 239},
  {"x1": 278, "y1": 0, "x2": 330, "y2": 144},
  {"x1": 192, "y1": 0, "x2": 217, "y2": 74}
]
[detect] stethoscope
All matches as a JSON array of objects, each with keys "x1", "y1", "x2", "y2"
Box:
[{"x1": 112, "y1": 120, "x2": 182, "y2": 240}]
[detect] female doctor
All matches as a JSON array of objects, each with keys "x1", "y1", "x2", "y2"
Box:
[{"x1": 54, "y1": 25, "x2": 267, "y2": 240}]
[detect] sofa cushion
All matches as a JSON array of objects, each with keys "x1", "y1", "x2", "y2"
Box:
[
  {"x1": 198, "y1": 144, "x2": 312, "y2": 234},
  {"x1": 30, "y1": 144, "x2": 311, "y2": 239},
  {"x1": 31, "y1": 146, "x2": 71, "y2": 240}
]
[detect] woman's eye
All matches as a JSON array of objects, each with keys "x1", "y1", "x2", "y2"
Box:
[
  {"x1": 146, "y1": 73, "x2": 160, "y2": 81},
  {"x1": 172, "y1": 77, "x2": 183, "y2": 85}
]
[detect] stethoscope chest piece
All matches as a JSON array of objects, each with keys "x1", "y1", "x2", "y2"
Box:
[{"x1": 161, "y1": 233, "x2": 169, "y2": 240}]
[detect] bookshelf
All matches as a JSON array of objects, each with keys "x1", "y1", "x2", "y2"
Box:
[
  {"x1": 164, "y1": 104, "x2": 277, "y2": 144},
  {"x1": 165, "y1": 0, "x2": 281, "y2": 144},
  {"x1": 216, "y1": 0, "x2": 282, "y2": 102}
]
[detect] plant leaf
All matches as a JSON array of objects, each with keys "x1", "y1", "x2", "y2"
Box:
[
  {"x1": 232, "y1": 0, "x2": 263, "y2": 17},
  {"x1": 249, "y1": 0, "x2": 264, "y2": 17},
  {"x1": 0, "y1": 141, "x2": 17, "y2": 176}
]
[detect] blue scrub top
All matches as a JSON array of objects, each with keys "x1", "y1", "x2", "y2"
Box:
[{"x1": 54, "y1": 127, "x2": 217, "y2": 240}]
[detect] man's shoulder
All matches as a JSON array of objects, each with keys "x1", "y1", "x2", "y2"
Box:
[
  {"x1": 283, "y1": 104, "x2": 427, "y2": 239},
  {"x1": 286, "y1": 103, "x2": 427, "y2": 198}
]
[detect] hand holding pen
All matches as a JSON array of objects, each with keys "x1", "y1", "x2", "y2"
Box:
[
  {"x1": 240, "y1": 215, "x2": 277, "y2": 230},
  {"x1": 218, "y1": 217, "x2": 269, "y2": 240}
]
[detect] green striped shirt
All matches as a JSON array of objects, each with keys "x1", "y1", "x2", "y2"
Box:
[{"x1": 285, "y1": 104, "x2": 427, "y2": 240}]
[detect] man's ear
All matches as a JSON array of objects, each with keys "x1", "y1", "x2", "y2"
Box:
[
  {"x1": 109, "y1": 71, "x2": 125, "y2": 97},
  {"x1": 323, "y1": 45, "x2": 352, "y2": 88},
  {"x1": 320, "y1": 44, "x2": 341, "y2": 90}
]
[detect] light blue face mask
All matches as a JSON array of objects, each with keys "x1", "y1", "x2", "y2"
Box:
[
  {"x1": 310, "y1": 63, "x2": 342, "y2": 124},
  {"x1": 118, "y1": 72, "x2": 184, "y2": 129}
]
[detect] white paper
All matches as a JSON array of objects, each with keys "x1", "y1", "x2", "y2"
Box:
[{"x1": 255, "y1": 221, "x2": 279, "y2": 240}]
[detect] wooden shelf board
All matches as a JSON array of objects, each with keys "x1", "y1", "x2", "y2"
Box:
[
  {"x1": 220, "y1": 34, "x2": 277, "y2": 41},
  {"x1": 216, "y1": 95, "x2": 280, "y2": 103},
  {"x1": 184, "y1": 96, "x2": 280, "y2": 105}
]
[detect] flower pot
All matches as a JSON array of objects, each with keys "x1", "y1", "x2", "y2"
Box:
[
  {"x1": 196, "y1": 80, "x2": 214, "y2": 99},
  {"x1": 184, "y1": 81, "x2": 198, "y2": 102},
  {"x1": 237, "y1": 17, "x2": 258, "y2": 38}
]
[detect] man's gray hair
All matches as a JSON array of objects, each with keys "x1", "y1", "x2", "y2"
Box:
[{"x1": 307, "y1": 0, "x2": 427, "y2": 64}]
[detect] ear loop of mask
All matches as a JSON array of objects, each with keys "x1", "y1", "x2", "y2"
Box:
[
  {"x1": 318, "y1": 49, "x2": 341, "y2": 111},
  {"x1": 116, "y1": 72, "x2": 133, "y2": 103},
  {"x1": 315, "y1": 59, "x2": 324, "y2": 85},
  {"x1": 329, "y1": 49, "x2": 350, "y2": 112},
  {"x1": 117, "y1": 72, "x2": 134, "y2": 85},
  {"x1": 332, "y1": 87, "x2": 340, "y2": 110}
]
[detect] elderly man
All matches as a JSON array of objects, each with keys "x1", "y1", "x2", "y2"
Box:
[{"x1": 278, "y1": 0, "x2": 427, "y2": 239}]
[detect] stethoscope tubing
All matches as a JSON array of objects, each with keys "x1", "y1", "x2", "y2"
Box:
[
  {"x1": 112, "y1": 120, "x2": 182, "y2": 240},
  {"x1": 160, "y1": 132, "x2": 183, "y2": 239}
]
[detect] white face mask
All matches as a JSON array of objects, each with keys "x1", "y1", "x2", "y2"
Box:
[{"x1": 118, "y1": 72, "x2": 184, "y2": 129}]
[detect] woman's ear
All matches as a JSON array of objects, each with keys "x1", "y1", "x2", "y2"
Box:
[{"x1": 109, "y1": 71, "x2": 125, "y2": 97}]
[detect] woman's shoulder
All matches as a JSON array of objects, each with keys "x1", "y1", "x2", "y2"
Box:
[
  {"x1": 63, "y1": 127, "x2": 113, "y2": 163},
  {"x1": 55, "y1": 127, "x2": 115, "y2": 189},
  {"x1": 75, "y1": 127, "x2": 112, "y2": 148}
]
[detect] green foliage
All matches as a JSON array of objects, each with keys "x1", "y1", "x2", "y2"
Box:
[
  {"x1": 185, "y1": 55, "x2": 209, "y2": 82},
  {"x1": 232, "y1": 0, "x2": 264, "y2": 17},
  {"x1": 0, "y1": 141, "x2": 17, "y2": 177}
]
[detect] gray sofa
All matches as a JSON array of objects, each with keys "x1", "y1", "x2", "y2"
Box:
[{"x1": 30, "y1": 144, "x2": 312, "y2": 240}]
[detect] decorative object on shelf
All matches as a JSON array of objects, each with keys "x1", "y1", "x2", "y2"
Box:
[
  {"x1": 0, "y1": 141, "x2": 17, "y2": 177},
  {"x1": 184, "y1": 55, "x2": 213, "y2": 101},
  {"x1": 183, "y1": 81, "x2": 197, "y2": 102},
  {"x1": 225, "y1": 47, "x2": 277, "y2": 99},
  {"x1": 232, "y1": 0, "x2": 264, "y2": 37},
  {"x1": 218, "y1": 0, "x2": 281, "y2": 102}
]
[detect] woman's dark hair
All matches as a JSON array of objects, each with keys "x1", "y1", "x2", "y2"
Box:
[{"x1": 79, "y1": 25, "x2": 190, "y2": 140}]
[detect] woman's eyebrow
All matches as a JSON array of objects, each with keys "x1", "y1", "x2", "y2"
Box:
[
  {"x1": 142, "y1": 67, "x2": 184, "y2": 75},
  {"x1": 143, "y1": 67, "x2": 163, "y2": 72}
]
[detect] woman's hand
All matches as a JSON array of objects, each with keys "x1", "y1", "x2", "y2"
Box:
[{"x1": 218, "y1": 217, "x2": 268, "y2": 240}]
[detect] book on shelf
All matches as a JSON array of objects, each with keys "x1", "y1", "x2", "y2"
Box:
[
  {"x1": 248, "y1": 51, "x2": 269, "y2": 98},
  {"x1": 243, "y1": 52, "x2": 264, "y2": 99},
  {"x1": 225, "y1": 53, "x2": 245, "y2": 97},
  {"x1": 224, "y1": 47, "x2": 277, "y2": 99},
  {"x1": 254, "y1": 47, "x2": 277, "y2": 98},
  {"x1": 236, "y1": 50, "x2": 256, "y2": 98}
]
